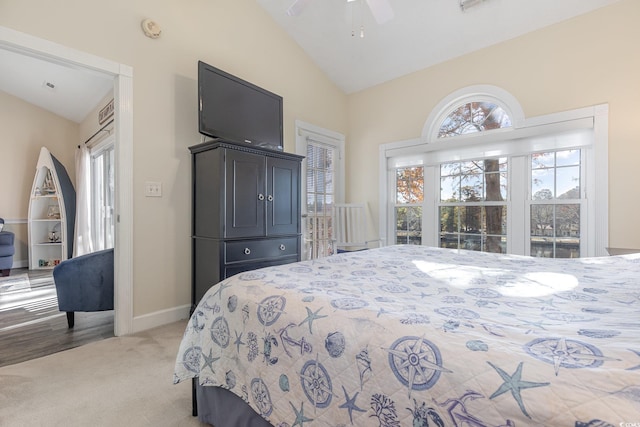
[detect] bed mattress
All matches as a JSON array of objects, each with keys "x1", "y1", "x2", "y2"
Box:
[{"x1": 174, "y1": 245, "x2": 640, "y2": 426}]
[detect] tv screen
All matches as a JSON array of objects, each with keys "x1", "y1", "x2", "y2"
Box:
[{"x1": 198, "y1": 61, "x2": 283, "y2": 151}]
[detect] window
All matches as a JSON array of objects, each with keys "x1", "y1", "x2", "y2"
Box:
[
  {"x1": 439, "y1": 158, "x2": 507, "y2": 253},
  {"x1": 395, "y1": 166, "x2": 423, "y2": 245},
  {"x1": 381, "y1": 86, "x2": 608, "y2": 258},
  {"x1": 296, "y1": 121, "x2": 345, "y2": 259},
  {"x1": 530, "y1": 149, "x2": 582, "y2": 258},
  {"x1": 305, "y1": 141, "x2": 337, "y2": 258},
  {"x1": 91, "y1": 141, "x2": 115, "y2": 250},
  {"x1": 438, "y1": 101, "x2": 511, "y2": 138}
]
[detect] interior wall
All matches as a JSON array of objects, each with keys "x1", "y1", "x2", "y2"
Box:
[
  {"x1": 0, "y1": 90, "x2": 78, "y2": 267},
  {"x1": 80, "y1": 93, "x2": 115, "y2": 145},
  {"x1": 0, "y1": 0, "x2": 348, "y2": 318},
  {"x1": 347, "y1": 0, "x2": 640, "y2": 250}
]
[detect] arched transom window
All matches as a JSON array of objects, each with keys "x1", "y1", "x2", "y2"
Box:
[{"x1": 438, "y1": 101, "x2": 512, "y2": 138}]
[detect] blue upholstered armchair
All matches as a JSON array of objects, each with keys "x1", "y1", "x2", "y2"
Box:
[
  {"x1": 0, "y1": 218, "x2": 15, "y2": 277},
  {"x1": 52, "y1": 248, "x2": 114, "y2": 328}
]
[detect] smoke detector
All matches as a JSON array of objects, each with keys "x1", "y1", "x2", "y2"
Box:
[{"x1": 141, "y1": 19, "x2": 162, "y2": 39}]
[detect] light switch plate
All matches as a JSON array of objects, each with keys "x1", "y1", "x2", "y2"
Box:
[{"x1": 145, "y1": 181, "x2": 162, "y2": 197}]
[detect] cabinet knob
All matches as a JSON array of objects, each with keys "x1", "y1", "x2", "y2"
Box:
[
  {"x1": 279, "y1": 244, "x2": 286, "y2": 251},
  {"x1": 258, "y1": 194, "x2": 265, "y2": 201},
  {"x1": 244, "y1": 248, "x2": 251, "y2": 255},
  {"x1": 267, "y1": 195, "x2": 274, "y2": 202}
]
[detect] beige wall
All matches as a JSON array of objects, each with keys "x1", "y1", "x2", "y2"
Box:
[
  {"x1": 0, "y1": 0, "x2": 348, "y2": 318},
  {"x1": 0, "y1": 90, "x2": 79, "y2": 266},
  {"x1": 347, "y1": 0, "x2": 640, "y2": 250}
]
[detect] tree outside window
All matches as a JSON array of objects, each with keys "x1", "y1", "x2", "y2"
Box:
[{"x1": 437, "y1": 101, "x2": 510, "y2": 254}]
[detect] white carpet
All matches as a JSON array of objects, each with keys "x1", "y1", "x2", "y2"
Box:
[
  {"x1": 0, "y1": 273, "x2": 30, "y2": 294},
  {"x1": 0, "y1": 320, "x2": 211, "y2": 427}
]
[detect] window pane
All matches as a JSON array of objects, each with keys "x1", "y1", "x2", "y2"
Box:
[
  {"x1": 531, "y1": 204, "x2": 553, "y2": 236},
  {"x1": 532, "y1": 152, "x2": 554, "y2": 169},
  {"x1": 532, "y1": 169, "x2": 554, "y2": 198},
  {"x1": 395, "y1": 206, "x2": 422, "y2": 245},
  {"x1": 483, "y1": 159, "x2": 504, "y2": 201},
  {"x1": 531, "y1": 150, "x2": 581, "y2": 201},
  {"x1": 460, "y1": 206, "x2": 481, "y2": 233},
  {"x1": 556, "y1": 149, "x2": 580, "y2": 167},
  {"x1": 440, "y1": 206, "x2": 458, "y2": 234},
  {"x1": 439, "y1": 205, "x2": 506, "y2": 254},
  {"x1": 530, "y1": 204, "x2": 580, "y2": 258},
  {"x1": 461, "y1": 178, "x2": 482, "y2": 202},
  {"x1": 556, "y1": 166, "x2": 580, "y2": 198},
  {"x1": 396, "y1": 167, "x2": 424, "y2": 204},
  {"x1": 440, "y1": 175, "x2": 459, "y2": 201},
  {"x1": 461, "y1": 233, "x2": 481, "y2": 251}
]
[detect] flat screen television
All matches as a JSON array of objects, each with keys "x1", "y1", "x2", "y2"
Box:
[{"x1": 198, "y1": 60, "x2": 283, "y2": 151}]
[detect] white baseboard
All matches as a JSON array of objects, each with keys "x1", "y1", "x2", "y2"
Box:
[
  {"x1": 131, "y1": 304, "x2": 191, "y2": 334},
  {"x1": 12, "y1": 259, "x2": 28, "y2": 269}
]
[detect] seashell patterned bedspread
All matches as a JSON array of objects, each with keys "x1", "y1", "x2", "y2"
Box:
[{"x1": 174, "y1": 245, "x2": 640, "y2": 426}]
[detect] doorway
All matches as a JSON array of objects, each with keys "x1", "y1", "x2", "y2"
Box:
[{"x1": 0, "y1": 26, "x2": 133, "y2": 336}]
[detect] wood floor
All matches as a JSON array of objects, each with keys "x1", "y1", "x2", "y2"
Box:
[{"x1": 0, "y1": 268, "x2": 114, "y2": 367}]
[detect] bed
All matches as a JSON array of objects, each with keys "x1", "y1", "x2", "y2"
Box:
[{"x1": 173, "y1": 245, "x2": 640, "y2": 426}]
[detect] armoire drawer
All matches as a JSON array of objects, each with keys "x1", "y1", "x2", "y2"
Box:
[{"x1": 225, "y1": 237, "x2": 298, "y2": 263}]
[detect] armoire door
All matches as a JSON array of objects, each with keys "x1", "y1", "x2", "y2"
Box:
[
  {"x1": 266, "y1": 156, "x2": 300, "y2": 236},
  {"x1": 225, "y1": 149, "x2": 266, "y2": 238}
]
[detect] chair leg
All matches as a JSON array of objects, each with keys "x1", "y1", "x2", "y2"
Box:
[{"x1": 66, "y1": 312, "x2": 75, "y2": 328}]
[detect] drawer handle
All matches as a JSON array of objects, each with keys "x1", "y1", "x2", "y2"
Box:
[
  {"x1": 267, "y1": 195, "x2": 274, "y2": 202},
  {"x1": 279, "y1": 244, "x2": 286, "y2": 251},
  {"x1": 258, "y1": 194, "x2": 265, "y2": 201},
  {"x1": 244, "y1": 248, "x2": 251, "y2": 255}
]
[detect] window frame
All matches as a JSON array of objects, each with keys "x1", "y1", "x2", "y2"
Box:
[
  {"x1": 295, "y1": 120, "x2": 346, "y2": 259},
  {"x1": 89, "y1": 134, "x2": 115, "y2": 251},
  {"x1": 379, "y1": 86, "x2": 608, "y2": 257}
]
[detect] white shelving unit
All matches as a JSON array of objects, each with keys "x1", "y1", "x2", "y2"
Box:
[{"x1": 28, "y1": 147, "x2": 75, "y2": 269}]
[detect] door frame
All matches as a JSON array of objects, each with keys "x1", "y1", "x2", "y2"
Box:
[{"x1": 0, "y1": 26, "x2": 134, "y2": 336}]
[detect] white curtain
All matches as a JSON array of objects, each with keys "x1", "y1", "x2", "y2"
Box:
[{"x1": 74, "y1": 144, "x2": 94, "y2": 256}]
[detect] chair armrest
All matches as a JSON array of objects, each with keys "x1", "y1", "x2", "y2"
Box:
[
  {"x1": 0, "y1": 231, "x2": 15, "y2": 246},
  {"x1": 53, "y1": 248, "x2": 114, "y2": 312}
]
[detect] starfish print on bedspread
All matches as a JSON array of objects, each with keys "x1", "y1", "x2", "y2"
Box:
[
  {"x1": 234, "y1": 330, "x2": 245, "y2": 353},
  {"x1": 339, "y1": 385, "x2": 366, "y2": 424},
  {"x1": 289, "y1": 401, "x2": 314, "y2": 427},
  {"x1": 210, "y1": 282, "x2": 232, "y2": 300},
  {"x1": 487, "y1": 361, "x2": 549, "y2": 418},
  {"x1": 201, "y1": 348, "x2": 219, "y2": 373},
  {"x1": 298, "y1": 306, "x2": 327, "y2": 334}
]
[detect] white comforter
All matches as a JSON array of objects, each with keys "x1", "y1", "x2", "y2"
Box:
[{"x1": 174, "y1": 245, "x2": 640, "y2": 426}]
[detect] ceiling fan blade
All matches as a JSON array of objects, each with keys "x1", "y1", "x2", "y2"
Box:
[
  {"x1": 286, "y1": 0, "x2": 313, "y2": 16},
  {"x1": 365, "y1": 0, "x2": 394, "y2": 24}
]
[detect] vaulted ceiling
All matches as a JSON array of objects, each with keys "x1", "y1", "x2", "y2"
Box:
[
  {"x1": 0, "y1": 0, "x2": 621, "y2": 122},
  {"x1": 256, "y1": 0, "x2": 621, "y2": 93}
]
